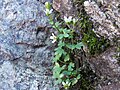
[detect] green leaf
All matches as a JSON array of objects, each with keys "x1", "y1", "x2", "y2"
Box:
[
  {"x1": 71, "y1": 78, "x2": 78, "y2": 85},
  {"x1": 53, "y1": 63, "x2": 63, "y2": 76},
  {"x1": 62, "y1": 70, "x2": 71, "y2": 75},
  {"x1": 66, "y1": 44, "x2": 76, "y2": 50},
  {"x1": 77, "y1": 74, "x2": 81, "y2": 79},
  {"x1": 63, "y1": 33, "x2": 69, "y2": 37},
  {"x1": 54, "y1": 47, "x2": 60, "y2": 51},
  {"x1": 49, "y1": 21, "x2": 54, "y2": 25},
  {"x1": 63, "y1": 28, "x2": 71, "y2": 34},
  {"x1": 58, "y1": 41, "x2": 65, "y2": 47},
  {"x1": 53, "y1": 71, "x2": 60, "y2": 79},
  {"x1": 62, "y1": 65, "x2": 66, "y2": 69},
  {"x1": 68, "y1": 35, "x2": 73, "y2": 39},
  {"x1": 54, "y1": 47, "x2": 64, "y2": 55},
  {"x1": 58, "y1": 34, "x2": 64, "y2": 39},
  {"x1": 55, "y1": 22, "x2": 61, "y2": 28},
  {"x1": 53, "y1": 63, "x2": 62, "y2": 73},
  {"x1": 53, "y1": 54, "x2": 61, "y2": 62},
  {"x1": 68, "y1": 62, "x2": 74, "y2": 71},
  {"x1": 75, "y1": 42, "x2": 84, "y2": 49},
  {"x1": 59, "y1": 28, "x2": 64, "y2": 32},
  {"x1": 64, "y1": 54, "x2": 70, "y2": 62},
  {"x1": 52, "y1": 26, "x2": 56, "y2": 29},
  {"x1": 72, "y1": 70, "x2": 77, "y2": 75},
  {"x1": 55, "y1": 78, "x2": 62, "y2": 85}
]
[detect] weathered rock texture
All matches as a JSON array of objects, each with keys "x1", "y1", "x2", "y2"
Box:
[
  {"x1": 0, "y1": 0, "x2": 58, "y2": 90},
  {"x1": 52, "y1": 0, "x2": 75, "y2": 17},
  {"x1": 89, "y1": 47, "x2": 120, "y2": 90},
  {"x1": 84, "y1": 0, "x2": 120, "y2": 42}
]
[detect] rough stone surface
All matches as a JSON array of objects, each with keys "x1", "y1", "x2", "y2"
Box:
[
  {"x1": 0, "y1": 0, "x2": 59, "y2": 90},
  {"x1": 89, "y1": 47, "x2": 120, "y2": 90},
  {"x1": 84, "y1": 0, "x2": 120, "y2": 42},
  {"x1": 52, "y1": 0, "x2": 75, "y2": 17}
]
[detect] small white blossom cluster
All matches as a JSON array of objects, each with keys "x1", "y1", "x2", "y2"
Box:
[
  {"x1": 49, "y1": 16, "x2": 78, "y2": 43},
  {"x1": 84, "y1": 1, "x2": 90, "y2": 7},
  {"x1": 64, "y1": 16, "x2": 78, "y2": 24},
  {"x1": 44, "y1": 2, "x2": 56, "y2": 43},
  {"x1": 62, "y1": 81, "x2": 71, "y2": 89},
  {"x1": 44, "y1": 2, "x2": 53, "y2": 16},
  {"x1": 50, "y1": 33, "x2": 57, "y2": 43},
  {"x1": 44, "y1": 9, "x2": 53, "y2": 16},
  {"x1": 64, "y1": 16, "x2": 72, "y2": 23}
]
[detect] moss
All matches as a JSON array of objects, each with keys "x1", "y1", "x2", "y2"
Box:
[
  {"x1": 73, "y1": 0, "x2": 110, "y2": 55},
  {"x1": 82, "y1": 30, "x2": 110, "y2": 55}
]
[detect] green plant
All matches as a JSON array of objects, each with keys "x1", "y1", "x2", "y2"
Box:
[
  {"x1": 45, "y1": 2, "x2": 84, "y2": 89},
  {"x1": 73, "y1": 0, "x2": 110, "y2": 55},
  {"x1": 82, "y1": 29, "x2": 110, "y2": 55}
]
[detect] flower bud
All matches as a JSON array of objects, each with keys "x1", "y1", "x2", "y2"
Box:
[{"x1": 45, "y1": 2, "x2": 51, "y2": 10}]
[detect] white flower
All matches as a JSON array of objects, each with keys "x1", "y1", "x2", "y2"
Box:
[
  {"x1": 62, "y1": 81, "x2": 65, "y2": 86},
  {"x1": 44, "y1": 9, "x2": 53, "y2": 16},
  {"x1": 73, "y1": 18, "x2": 78, "y2": 25},
  {"x1": 84, "y1": 1, "x2": 90, "y2": 7},
  {"x1": 62, "y1": 81, "x2": 71, "y2": 89},
  {"x1": 64, "y1": 16, "x2": 72, "y2": 23},
  {"x1": 50, "y1": 33, "x2": 57, "y2": 43}
]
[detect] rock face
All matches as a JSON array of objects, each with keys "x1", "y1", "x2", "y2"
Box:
[
  {"x1": 84, "y1": 0, "x2": 120, "y2": 89},
  {"x1": 0, "y1": 0, "x2": 58, "y2": 90},
  {"x1": 84, "y1": 0, "x2": 120, "y2": 42},
  {"x1": 89, "y1": 47, "x2": 120, "y2": 90},
  {"x1": 52, "y1": 0, "x2": 75, "y2": 17}
]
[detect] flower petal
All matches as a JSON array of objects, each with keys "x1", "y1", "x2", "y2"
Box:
[{"x1": 50, "y1": 36, "x2": 54, "y2": 39}]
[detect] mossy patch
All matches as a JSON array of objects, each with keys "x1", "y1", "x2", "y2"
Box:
[{"x1": 73, "y1": 0, "x2": 110, "y2": 55}]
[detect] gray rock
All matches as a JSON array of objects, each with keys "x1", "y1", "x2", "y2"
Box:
[
  {"x1": 89, "y1": 47, "x2": 120, "y2": 90},
  {"x1": 0, "y1": 61, "x2": 16, "y2": 90},
  {"x1": 0, "y1": 0, "x2": 59, "y2": 90},
  {"x1": 0, "y1": 60, "x2": 59, "y2": 90},
  {"x1": 84, "y1": 0, "x2": 120, "y2": 43},
  {"x1": 0, "y1": 0, "x2": 48, "y2": 60}
]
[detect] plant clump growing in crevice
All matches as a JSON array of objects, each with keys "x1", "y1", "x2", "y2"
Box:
[
  {"x1": 44, "y1": 0, "x2": 110, "y2": 89},
  {"x1": 45, "y1": 2, "x2": 84, "y2": 89}
]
